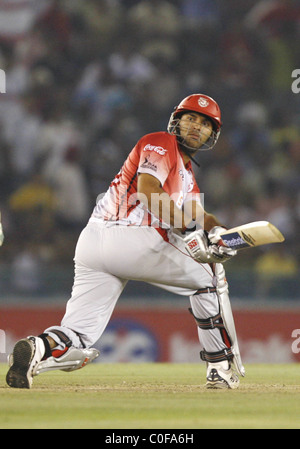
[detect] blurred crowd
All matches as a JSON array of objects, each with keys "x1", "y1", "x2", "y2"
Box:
[{"x1": 0, "y1": 0, "x2": 299, "y2": 295}]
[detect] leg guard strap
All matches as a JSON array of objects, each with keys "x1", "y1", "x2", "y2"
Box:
[
  {"x1": 38, "y1": 333, "x2": 52, "y2": 359},
  {"x1": 200, "y1": 347, "x2": 234, "y2": 363},
  {"x1": 188, "y1": 307, "x2": 224, "y2": 330},
  {"x1": 49, "y1": 329, "x2": 73, "y2": 348},
  {"x1": 193, "y1": 287, "x2": 217, "y2": 295}
]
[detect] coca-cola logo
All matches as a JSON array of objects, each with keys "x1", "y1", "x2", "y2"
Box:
[{"x1": 143, "y1": 144, "x2": 167, "y2": 156}]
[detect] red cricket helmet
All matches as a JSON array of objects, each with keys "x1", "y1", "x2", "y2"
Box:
[{"x1": 167, "y1": 94, "x2": 222, "y2": 151}]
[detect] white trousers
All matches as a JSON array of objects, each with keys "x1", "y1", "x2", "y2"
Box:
[{"x1": 45, "y1": 221, "x2": 228, "y2": 355}]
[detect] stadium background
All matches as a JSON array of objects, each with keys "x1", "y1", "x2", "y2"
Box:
[{"x1": 0, "y1": 0, "x2": 299, "y2": 364}]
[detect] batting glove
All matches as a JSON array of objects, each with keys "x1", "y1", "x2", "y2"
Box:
[{"x1": 207, "y1": 226, "x2": 237, "y2": 262}]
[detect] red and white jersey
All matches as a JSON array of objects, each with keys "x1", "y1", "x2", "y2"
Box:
[{"x1": 91, "y1": 132, "x2": 201, "y2": 238}]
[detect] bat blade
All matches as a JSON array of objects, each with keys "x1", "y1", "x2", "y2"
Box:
[{"x1": 219, "y1": 221, "x2": 285, "y2": 250}]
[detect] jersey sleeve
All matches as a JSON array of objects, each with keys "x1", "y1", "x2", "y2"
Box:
[{"x1": 136, "y1": 132, "x2": 174, "y2": 187}]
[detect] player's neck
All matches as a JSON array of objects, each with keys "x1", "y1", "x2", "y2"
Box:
[
  {"x1": 179, "y1": 148, "x2": 190, "y2": 165},
  {"x1": 179, "y1": 148, "x2": 196, "y2": 167}
]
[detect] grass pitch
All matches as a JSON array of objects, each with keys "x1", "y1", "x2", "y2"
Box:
[{"x1": 0, "y1": 363, "x2": 300, "y2": 429}]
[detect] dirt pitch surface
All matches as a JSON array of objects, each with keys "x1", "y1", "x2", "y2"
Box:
[{"x1": 1, "y1": 363, "x2": 300, "y2": 430}]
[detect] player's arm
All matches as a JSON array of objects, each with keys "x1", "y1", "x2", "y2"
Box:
[
  {"x1": 137, "y1": 174, "x2": 224, "y2": 232},
  {"x1": 137, "y1": 173, "x2": 190, "y2": 231},
  {"x1": 187, "y1": 201, "x2": 224, "y2": 231},
  {"x1": 204, "y1": 211, "x2": 225, "y2": 231}
]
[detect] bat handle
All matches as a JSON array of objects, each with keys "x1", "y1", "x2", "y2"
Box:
[
  {"x1": 217, "y1": 238, "x2": 227, "y2": 247},
  {"x1": 208, "y1": 227, "x2": 228, "y2": 247}
]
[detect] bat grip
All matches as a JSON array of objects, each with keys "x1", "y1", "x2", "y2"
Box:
[{"x1": 208, "y1": 226, "x2": 229, "y2": 247}]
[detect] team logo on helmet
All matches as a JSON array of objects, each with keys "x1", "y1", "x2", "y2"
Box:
[{"x1": 198, "y1": 97, "x2": 209, "y2": 108}]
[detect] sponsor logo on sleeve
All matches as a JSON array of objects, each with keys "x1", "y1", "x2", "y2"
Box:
[
  {"x1": 143, "y1": 144, "x2": 167, "y2": 156},
  {"x1": 140, "y1": 156, "x2": 157, "y2": 172}
]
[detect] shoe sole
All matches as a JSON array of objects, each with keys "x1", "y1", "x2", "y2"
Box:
[
  {"x1": 206, "y1": 380, "x2": 239, "y2": 390},
  {"x1": 206, "y1": 381, "x2": 229, "y2": 389},
  {"x1": 6, "y1": 339, "x2": 34, "y2": 389}
]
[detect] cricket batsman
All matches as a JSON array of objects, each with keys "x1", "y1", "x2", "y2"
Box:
[{"x1": 6, "y1": 93, "x2": 245, "y2": 390}]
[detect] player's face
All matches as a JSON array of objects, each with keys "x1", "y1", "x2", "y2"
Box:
[{"x1": 179, "y1": 112, "x2": 213, "y2": 150}]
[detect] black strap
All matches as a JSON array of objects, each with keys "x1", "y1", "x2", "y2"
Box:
[
  {"x1": 38, "y1": 333, "x2": 52, "y2": 359},
  {"x1": 193, "y1": 287, "x2": 217, "y2": 295},
  {"x1": 49, "y1": 330, "x2": 72, "y2": 348},
  {"x1": 200, "y1": 347, "x2": 234, "y2": 363},
  {"x1": 188, "y1": 308, "x2": 224, "y2": 330}
]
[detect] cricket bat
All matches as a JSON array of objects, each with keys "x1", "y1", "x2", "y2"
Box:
[{"x1": 214, "y1": 221, "x2": 285, "y2": 250}]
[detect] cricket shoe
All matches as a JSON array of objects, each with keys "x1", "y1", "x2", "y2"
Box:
[
  {"x1": 206, "y1": 361, "x2": 240, "y2": 389},
  {"x1": 6, "y1": 336, "x2": 45, "y2": 389},
  {"x1": 33, "y1": 346, "x2": 100, "y2": 375}
]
